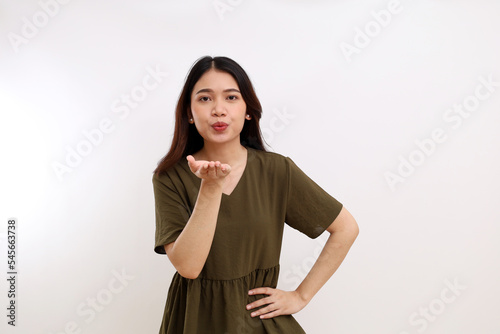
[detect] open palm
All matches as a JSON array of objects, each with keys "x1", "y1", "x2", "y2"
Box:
[{"x1": 186, "y1": 155, "x2": 231, "y2": 181}]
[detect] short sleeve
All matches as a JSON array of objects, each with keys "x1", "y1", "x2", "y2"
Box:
[
  {"x1": 152, "y1": 173, "x2": 191, "y2": 254},
  {"x1": 285, "y1": 157, "x2": 343, "y2": 238}
]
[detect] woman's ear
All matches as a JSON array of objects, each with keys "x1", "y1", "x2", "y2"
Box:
[{"x1": 245, "y1": 113, "x2": 251, "y2": 120}]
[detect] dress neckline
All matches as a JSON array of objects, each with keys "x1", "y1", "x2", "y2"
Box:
[{"x1": 222, "y1": 147, "x2": 250, "y2": 197}]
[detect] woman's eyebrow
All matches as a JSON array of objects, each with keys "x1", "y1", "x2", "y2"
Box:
[{"x1": 195, "y1": 88, "x2": 241, "y2": 95}]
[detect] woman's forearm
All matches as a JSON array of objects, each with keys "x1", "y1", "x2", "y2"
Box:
[
  {"x1": 295, "y1": 220, "x2": 359, "y2": 304},
  {"x1": 165, "y1": 180, "x2": 223, "y2": 279}
]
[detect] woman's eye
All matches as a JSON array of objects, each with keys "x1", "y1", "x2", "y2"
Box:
[
  {"x1": 199, "y1": 96, "x2": 210, "y2": 102},
  {"x1": 227, "y1": 95, "x2": 238, "y2": 100}
]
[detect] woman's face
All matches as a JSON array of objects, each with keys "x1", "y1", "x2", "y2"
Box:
[{"x1": 190, "y1": 69, "x2": 249, "y2": 147}]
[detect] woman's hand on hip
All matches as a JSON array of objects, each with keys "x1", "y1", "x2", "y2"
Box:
[{"x1": 246, "y1": 288, "x2": 309, "y2": 319}]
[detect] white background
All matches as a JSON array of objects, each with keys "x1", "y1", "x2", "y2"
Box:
[{"x1": 1, "y1": 1, "x2": 499, "y2": 333}]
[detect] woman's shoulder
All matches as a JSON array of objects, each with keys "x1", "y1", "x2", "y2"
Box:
[
  {"x1": 247, "y1": 147, "x2": 292, "y2": 171},
  {"x1": 152, "y1": 158, "x2": 192, "y2": 186},
  {"x1": 248, "y1": 146, "x2": 283, "y2": 159}
]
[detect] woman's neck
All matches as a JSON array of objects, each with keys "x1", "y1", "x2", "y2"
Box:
[{"x1": 197, "y1": 141, "x2": 247, "y2": 167}]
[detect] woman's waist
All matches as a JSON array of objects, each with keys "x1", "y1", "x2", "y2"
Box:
[{"x1": 181, "y1": 264, "x2": 280, "y2": 286}]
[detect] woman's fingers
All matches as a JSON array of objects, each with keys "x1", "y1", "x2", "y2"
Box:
[
  {"x1": 214, "y1": 161, "x2": 222, "y2": 177},
  {"x1": 258, "y1": 309, "x2": 281, "y2": 319},
  {"x1": 251, "y1": 305, "x2": 279, "y2": 318},
  {"x1": 247, "y1": 297, "x2": 278, "y2": 318},
  {"x1": 186, "y1": 155, "x2": 196, "y2": 173},
  {"x1": 245, "y1": 288, "x2": 307, "y2": 319},
  {"x1": 220, "y1": 163, "x2": 231, "y2": 175},
  {"x1": 201, "y1": 162, "x2": 209, "y2": 176},
  {"x1": 207, "y1": 161, "x2": 217, "y2": 177},
  {"x1": 246, "y1": 296, "x2": 272, "y2": 311},
  {"x1": 186, "y1": 156, "x2": 231, "y2": 179}
]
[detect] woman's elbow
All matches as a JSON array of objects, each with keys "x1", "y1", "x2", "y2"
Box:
[
  {"x1": 179, "y1": 272, "x2": 200, "y2": 280},
  {"x1": 165, "y1": 246, "x2": 202, "y2": 279},
  {"x1": 328, "y1": 207, "x2": 359, "y2": 240},
  {"x1": 349, "y1": 219, "x2": 360, "y2": 240},
  {"x1": 177, "y1": 266, "x2": 201, "y2": 280}
]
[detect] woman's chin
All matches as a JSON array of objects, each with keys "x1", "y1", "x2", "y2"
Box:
[{"x1": 202, "y1": 134, "x2": 240, "y2": 146}]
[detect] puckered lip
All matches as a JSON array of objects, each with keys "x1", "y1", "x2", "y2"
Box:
[{"x1": 211, "y1": 122, "x2": 228, "y2": 127}]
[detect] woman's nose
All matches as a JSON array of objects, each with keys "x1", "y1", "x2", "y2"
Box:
[{"x1": 212, "y1": 101, "x2": 227, "y2": 117}]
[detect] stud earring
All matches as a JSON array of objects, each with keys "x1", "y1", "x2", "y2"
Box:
[{"x1": 189, "y1": 118, "x2": 193, "y2": 124}]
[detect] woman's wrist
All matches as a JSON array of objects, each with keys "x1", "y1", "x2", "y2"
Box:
[
  {"x1": 199, "y1": 179, "x2": 224, "y2": 195},
  {"x1": 294, "y1": 288, "x2": 312, "y2": 305}
]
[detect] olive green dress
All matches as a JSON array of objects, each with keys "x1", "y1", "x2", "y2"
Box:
[{"x1": 152, "y1": 147, "x2": 343, "y2": 334}]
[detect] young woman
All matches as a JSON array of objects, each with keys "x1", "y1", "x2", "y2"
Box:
[{"x1": 152, "y1": 56, "x2": 359, "y2": 333}]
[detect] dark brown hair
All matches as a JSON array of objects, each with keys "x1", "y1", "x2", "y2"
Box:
[{"x1": 154, "y1": 56, "x2": 267, "y2": 175}]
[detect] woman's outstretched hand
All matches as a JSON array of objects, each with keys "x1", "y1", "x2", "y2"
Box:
[
  {"x1": 246, "y1": 288, "x2": 309, "y2": 319},
  {"x1": 186, "y1": 155, "x2": 231, "y2": 181}
]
